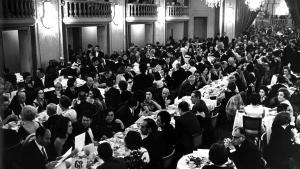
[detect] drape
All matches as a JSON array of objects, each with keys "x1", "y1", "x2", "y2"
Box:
[
  {"x1": 285, "y1": 0, "x2": 300, "y2": 29},
  {"x1": 235, "y1": 0, "x2": 258, "y2": 37}
]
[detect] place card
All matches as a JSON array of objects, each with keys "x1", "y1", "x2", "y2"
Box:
[
  {"x1": 75, "y1": 133, "x2": 86, "y2": 151},
  {"x1": 71, "y1": 157, "x2": 87, "y2": 169}
]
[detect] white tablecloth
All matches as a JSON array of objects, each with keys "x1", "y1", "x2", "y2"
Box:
[{"x1": 177, "y1": 149, "x2": 210, "y2": 169}]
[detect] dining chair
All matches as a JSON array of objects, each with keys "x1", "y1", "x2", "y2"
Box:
[
  {"x1": 242, "y1": 116, "x2": 262, "y2": 142},
  {"x1": 192, "y1": 130, "x2": 203, "y2": 149},
  {"x1": 162, "y1": 149, "x2": 176, "y2": 169}
]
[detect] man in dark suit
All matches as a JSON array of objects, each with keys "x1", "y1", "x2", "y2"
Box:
[
  {"x1": 19, "y1": 126, "x2": 55, "y2": 169},
  {"x1": 175, "y1": 101, "x2": 201, "y2": 156},
  {"x1": 34, "y1": 68, "x2": 46, "y2": 89},
  {"x1": 157, "y1": 111, "x2": 176, "y2": 155},
  {"x1": 97, "y1": 142, "x2": 126, "y2": 169},
  {"x1": 131, "y1": 63, "x2": 154, "y2": 92},
  {"x1": 72, "y1": 111, "x2": 99, "y2": 145},
  {"x1": 43, "y1": 103, "x2": 62, "y2": 135},
  {"x1": 177, "y1": 75, "x2": 196, "y2": 99},
  {"x1": 8, "y1": 91, "x2": 26, "y2": 116},
  {"x1": 105, "y1": 79, "x2": 121, "y2": 110},
  {"x1": 115, "y1": 97, "x2": 139, "y2": 128},
  {"x1": 224, "y1": 127, "x2": 265, "y2": 169},
  {"x1": 171, "y1": 63, "x2": 186, "y2": 90},
  {"x1": 141, "y1": 118, "x2": 166, "y2": 169},
  {"x1": 79, "y1": 76, "x2": 94, "y2": 93}
]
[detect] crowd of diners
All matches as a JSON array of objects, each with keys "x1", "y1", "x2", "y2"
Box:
[{"x1": 1, "y1": 25, "x2": 300, "y2": 169}]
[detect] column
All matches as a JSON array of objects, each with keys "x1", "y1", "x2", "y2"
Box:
[
  {"x1": 19, "y1": 28, "x2": 33, "y2": 73},
  {"x1": 97, "y1": 25, "x2": 108, "y2": 54},
  {"x1": 154, "y1": 0, "x2": 165, "y2": 44},
  {"x1": 223, "y1": 0, "x2": 236, "y2": 40}
]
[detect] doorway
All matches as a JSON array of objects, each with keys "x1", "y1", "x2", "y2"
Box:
[{"x1": 194, "y1": 17, "x2": 207, "y2": 39}]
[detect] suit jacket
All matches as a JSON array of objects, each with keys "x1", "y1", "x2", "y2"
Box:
[
  {"x1": 116, "y1": 104, "x2": 139, "y2": 128},
  {"x1": 228, "y1": 139, "x2": 264, "y2": 169},
  {"x1": 97, "y1": 157, "x2": 126, "y2": 169},
  {"x1": 79, "y1": 84, "x2": 93, "y2": 94},
  {"x1": 132, "y1": 73, "x2": 154, "y2": 92},
  {"x1": 33, "y1": 77, "x2": 45, "y2": 89},
  {"x1": 72, "y1": 121, "x2": 99, "y2": 144},
  {"x1": 19, "y1": 141, "x2": 48, "y2": 169},
  {"x1": 177, "y1": 80, "x2": 195, "y2": 99},
  {"x1": 175, "y1": 111, "x2": 201, "y2": 155},
  {"x1": 105, "y1": 87, "x2": 121, "y2": 110},
  {"x1": 161, "y1": 124, "x2": 176, "y2": 155},
  {"x1": 142, "y1": 131, "x2": 166, "y2": 169},
  {"x1": 8, "y1": 97, "x2": 24, "y2": 116}
]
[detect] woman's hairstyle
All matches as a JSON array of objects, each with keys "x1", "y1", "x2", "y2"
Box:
[
  {"x1": 278, "y1": 87, "x2": 290, "y2": 100},
  {"x1": 124, "y1": 131, "x2": 142, "y2": 150},
  {"x1": 118, "y1": 80, "x2": 128, "y2": 91},
  {"x1": 22, "y1": 105, "x2": 37, "y2": 121},
  {"x1": 59, "y1": 95, "x2": 71, "y2": 109},
  {"x1": 104, "y1": 109, "x2": 115, "y2": 118},
  {"x1": 282, "y1": 66, "x2": 291, "y2": 74},
  {"x1": 91, "y1": 88, "x2": 103, "y2": 100},
  {"x1": 54, "y1": 116, "x2": 71, "y2": 139},
  {"x1": 208, "y1": 143, "x2": 229, "y2": 165},
  {"x1": 259, "y1": 86, "x2": 269, "y2": 96},
  {"x1": 36, "y1": 88, "x2": 44, "y2": 96},
  {"x1": 249, "y1": 93, "x2": 260, "y2": 105},
  {"x1": 67, "y1": 78, "x2": 76, "y2": 88},
  {"x1": 272, "y1": 112, "x2": 291, "y2": 128},
  {"x1": 97, "y1": 142, "x2": 113, "y2": 161}
]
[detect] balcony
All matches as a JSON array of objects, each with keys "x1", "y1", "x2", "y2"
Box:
[
  {"x1": 126, "y1": 3, "x2": 157, "y2": 22},
  {"x1": 0, "y1": 0, "x2": 36, "y2": 28},
  {"x1": 166, "y1": 5, "x2": 189, "y2": 21},
  {"x1": 62, "y1": 0, "x2": 112, "y2": 25}
]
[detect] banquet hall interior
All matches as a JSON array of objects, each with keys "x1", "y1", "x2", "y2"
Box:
[{"x1": 1, "y1": 0, "x2": 300, "y2": 169}]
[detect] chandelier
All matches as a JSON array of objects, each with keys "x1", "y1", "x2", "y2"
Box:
[
  {"x1": 202, "y1": 0, "x2": 224, "y2": 8},
  {"x1": 245, "y1": 0, "x2": 265, "y2": 11}
]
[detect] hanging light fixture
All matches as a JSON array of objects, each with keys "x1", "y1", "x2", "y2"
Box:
[
  {"x1": 202, "y1": 0, "x2": 224, "y2": 8},
  {"x1": 245, "y1": 0, "x2": 265, "y2": 11}
]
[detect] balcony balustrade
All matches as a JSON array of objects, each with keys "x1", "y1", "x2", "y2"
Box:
[
  {"x1": 126, "y1": 3, "x2": 157, "y2": 22},
  {"x1": 63, "y1": 0, "x2": 112, "y2": 24},
  {"x1": 0, "y1": 0, "x2": 35, "y2": 27},
  {"x1": 166, "y1": 5, "x2": 189, "y2": 21}
]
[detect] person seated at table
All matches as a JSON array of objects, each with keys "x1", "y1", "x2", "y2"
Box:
[
  {"x1": 259, "y1": 86, "x2": 270, "y2": 107},
  {"x1": 43, "y1": 103, "x2": 62, "y2": 134},
  {"x1": 191, "y1": 90, "x2": 214, "y2": 146},
  {"x1": 175, "y1": 101, "x2": 201, "y2": 156},
  {"x1": 33, "y1": 68, "x2": 46, "y2": 89},
  {"x1": 33, "y1": 88, "x2": 47, "y2": 113},
  {"x1": 9, "y1": 91, "x2": 26, "y2": 116},
  {"x1": 72, "y1": 110, "x2": 99, "y2": 145},
  {"x1": 119, "y1": 80, "x2": 133, "y2": 104},
  {"x1": 19, "y1": 126, "x2": 57, "y2": 169},
  {"x1": 18, "y1": 105, "x2": 42, "y2": 141},
  {"x1": 124, "y1": 131, "x2": 150, "y2": 169},
  {"x1": 47, "y1": 116, "x2": 73, "y2": 161},
  {"x1": 58, "y1": 95, "x2": 77, "y2": 123},
  {"x1": 156, "y1": 111, "x2": 176, "y2": 155},
  {"x1": 224, "y1": 127, "x2": 265, "y2": 169},
  {"x1": 177, "y1": 75, "x2": 196, "y2": 99},
  {"x1": 244, "y1": 93, "x2": 265, "y2": 118},
  {"x1": 116, "y1": 96, "x2": 140, "y2": 128},
  {"x1": 88, "y1": 88, "x2": 107, "y2": 112},
  {"x1": 97, "y1": 142, "x2": 126, "y2": 169},
  {"x1": 99, "y1": 109, "x2": 124, "y2": 140},
  {"x1": 282, "y1": 66, "x2": 297, "y2": 86},
  {"x1": 0, "y1": 95, "x2": 18, "y2": 125},
  {"x1": 104, "y1": 78, "x2": 121, "y2": 111},
  {"x1": 202, "y1": 143, "x2": 234, "y2": 169},
  {"x1": 264, "y1": 112, "x2": 300, "y2": 169},
  {"x1": 141, "y1": 118, "x2": 166, "y2": 169},
  {"x1": 79, "y1": 76, "x2": 94, "y2": 93},
  {"x1": 46, "y1": 82, "x2": 63, "y2": 104},
  {"x1": 73, "y1": 91, "x2": 97, "y2": 120},
  {"x1": 277, "y1": 87, "x2": 294, "y2": 118},
  {"x1": 220, "y1": 82, "x2": 237, "y2": 124},
  {"x1": 141, "y1": 90, "x2": 161, "y2": 115},
  {"x1": 199, "y1": 65, "x2": 212, "y2": 87},
  {"x1": 23, "y1": 72, "x2": 36, "y2": 104},
  {"x1": 155, "y1": 87, "x2": 174, "y2": 109},
  {"x1": 63, "y1": 78, "x2": 78, "y2": 101},
  {"x1": 268, "y1": 75, "x2": 288, "y2": 101}
]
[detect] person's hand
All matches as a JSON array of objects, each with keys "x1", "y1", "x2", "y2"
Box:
[
  {"x1": 224, "y1": 138, "x2": 235, "y2": 150},
  {"x1": 46, "y1": 161, "x2": 58, "y2": 169}
]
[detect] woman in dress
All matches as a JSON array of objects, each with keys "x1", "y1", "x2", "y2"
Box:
[
  {"x1": 277, "y1": 87, "x2": 294, "y2": 120},
  {"x1": 33, "y1": 89, "x2": 47, "y2": 113},
  {"x1": 99, "y1": 110, "x2": 124, "y2": 140},
  {"x1": 259, "y1": 86, "x2": 270, "y2": 107}
]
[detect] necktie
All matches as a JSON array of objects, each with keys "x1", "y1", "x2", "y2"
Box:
[{"x1": 41, "y1": 147, "x2": 48, "y2": 161}]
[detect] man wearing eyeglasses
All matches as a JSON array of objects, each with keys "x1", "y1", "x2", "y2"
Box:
[{"x1": 224, "y1": 127, "x2": 265, "y2": 169}]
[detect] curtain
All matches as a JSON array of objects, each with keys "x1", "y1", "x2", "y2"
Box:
[
  {"x1": 235, "y1": 0, "x2": 258, "y2": 37},
  {"x1": 285, "y1": 0, "x2": 300, "y2": 29}
]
